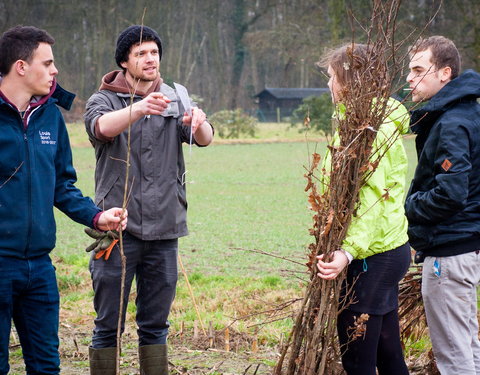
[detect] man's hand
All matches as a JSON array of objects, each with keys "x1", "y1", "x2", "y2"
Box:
[
  {"x1": 97, "y1": 93, "x2": 171, "y2": 138},
  {"x1": 84, "y1": 228, "x2": 119, "y2": 260},
  {"x1": 316, "y1": 250, "x2": 349, "y2": 280},
  {"x1": 182, "y1": 107, "x2": 207, "y2": 134},
  {"x1": 134, "y1": 92, "x2": 170, "y2": 117},
  {"x1": 182, "y1": 107, "x2": 213, "y2": 145},
  {"x1": 97, "y1": 208, "x2": 128, "y2": 232}
]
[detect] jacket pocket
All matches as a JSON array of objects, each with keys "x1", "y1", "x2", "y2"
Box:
[
  {"x1": 176, "y1": 176, "x2": 188, "y2": 209},
  {"x1": 0, "y1": 135, "x2": 22, "y2": 180},
  {"x1": 95, "y1": 171, "x2": 120, "y2": 207}
]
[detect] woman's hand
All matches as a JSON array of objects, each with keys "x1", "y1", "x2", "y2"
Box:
[{"x1": 316, "y1": 250, "x2": 349, "y2": 280}]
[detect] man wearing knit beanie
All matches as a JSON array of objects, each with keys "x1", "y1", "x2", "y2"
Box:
[
  {"x1": 115, "y1": 25, "x2": 162, "y2": 68},
  {"x1": 84, "y1": 25, "x2": 214, "y2": 375}
]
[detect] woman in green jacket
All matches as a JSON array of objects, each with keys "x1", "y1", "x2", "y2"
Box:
[{"x1": 316, "y1": 44, "x2": 410, "y2": 375}]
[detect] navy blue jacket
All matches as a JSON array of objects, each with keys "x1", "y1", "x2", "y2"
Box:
[
  {"x1": 405, "y1": 70, "x2": 480, "y2": 256},
  {"x1": 0, "y1": 83, "x2": 100, "y2": 259}
]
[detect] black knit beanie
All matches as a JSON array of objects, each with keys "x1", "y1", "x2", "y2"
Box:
[{"x1": 115, "y1": 25, "x2": 162, "y2": 68}]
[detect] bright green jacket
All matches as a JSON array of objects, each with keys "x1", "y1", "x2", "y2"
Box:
[{"x1": 322, "y1": 98, "x2": 409, "y2": 260}]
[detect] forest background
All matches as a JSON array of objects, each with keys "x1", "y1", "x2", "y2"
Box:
[
  {"x1": 3, "y1": 0, "x2": 480, "y2": 373},
  {"x1": 1, "y1": 0, "x2": 480, "y2": 120}
]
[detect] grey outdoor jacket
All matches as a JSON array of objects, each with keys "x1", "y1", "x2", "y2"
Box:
[{"x1": 85, "y1": 80, "x2": 199, "y2": 241}]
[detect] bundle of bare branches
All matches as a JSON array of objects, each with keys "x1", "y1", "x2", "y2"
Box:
[
  {"x1": 399, "y1": 265, "x2": 425, "y2": 344},
  {"x1": 399, "y1": 266, "x2": 440, "y2": 374},
  {"x1": 273, "y1": 1, "x2": 410, "y2": 374}
]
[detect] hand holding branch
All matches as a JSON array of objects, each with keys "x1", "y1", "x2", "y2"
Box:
[
  {"x1": 316, "y1": 250, "x2": 349, "y2": 280},
  {"x1": 97, "y1": 208, "x2": 128, "y2": 232}
]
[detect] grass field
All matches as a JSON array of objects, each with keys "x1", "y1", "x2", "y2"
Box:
[
  {"x1": 42, "y1": 122, "x2": 420, "y2": 372},
  {"x1": 60, "y1": 122, "x2": 418, "y2": 274}
]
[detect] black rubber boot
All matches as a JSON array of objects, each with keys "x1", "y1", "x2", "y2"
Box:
[
  {"x1": 139, "y1": 344, "x2": 168, "y2": 375},
  {"x1": 89, "y1": 346, "x2": 117, "y2": 375}
]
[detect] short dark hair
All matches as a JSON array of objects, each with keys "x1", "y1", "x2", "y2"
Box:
[
  {"x1": 410, "y1": 36, "x2": 461, "y2": 79},
  {"x1": 0, "y1": 25, "x2": 55, "y2": 76}
]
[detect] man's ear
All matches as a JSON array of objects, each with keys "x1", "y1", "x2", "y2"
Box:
[
  {"x1": 120, "y1": 61, "x2": 127, "y2": 69},
  {"x1": 439, "y1": 66, "x2": 452, "y2": 82},
  {"x1": 14, "y1": 60, "x2": 27, "y2": 76}
]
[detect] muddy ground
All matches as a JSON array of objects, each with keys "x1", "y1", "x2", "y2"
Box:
[
  {"x1": 8, "y1": 323, "x2": 438, "y2": 375},
  {"x1": 7, "y1": 305, "x2": 442, "y2": 375},
  {"x1": 8, "y1": 320, "x2": 279, "y2": 375}
]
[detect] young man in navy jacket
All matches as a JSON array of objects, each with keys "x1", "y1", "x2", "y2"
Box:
[
  {"x1": 405, "y1": 36, "x2": 480, "y2": 374},
  {"x1": 0, "y1": 26, "x2": 127, "y2": 374}
]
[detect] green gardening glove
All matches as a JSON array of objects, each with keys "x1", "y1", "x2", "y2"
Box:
[{"x1": 84, "y1": 227, "x2": 119, "y2": 260}]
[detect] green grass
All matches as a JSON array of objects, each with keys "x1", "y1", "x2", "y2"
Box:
[
  {"x1": 56, "y1": 126, "x2": 418, "y2": 278},
  {"x1": 53, "y1": 122, "x2": 420, "y2": 346},
  {"x1": 179, "y1": 141, "x2": 313, "y2": 276}
]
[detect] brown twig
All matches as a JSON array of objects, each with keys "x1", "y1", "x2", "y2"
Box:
[
  {"x1": 0, "y1": 162, "x2": 24, "y2": 189},
  {"x1": 178, "y1": 254, "x2": 207, "y2": 336},
  {"x1": 230, "y1": 247, "x2": 306, "y2": 267},
  {"x1": 115, "y1": 9, "x2": 147, "y2": 374}
]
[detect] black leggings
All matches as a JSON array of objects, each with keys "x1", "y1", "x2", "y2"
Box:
[{"x1": 337, "y1": 308, "x2": 409, "y2": 375}]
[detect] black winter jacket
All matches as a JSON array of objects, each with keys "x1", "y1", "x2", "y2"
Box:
[{"x1": 405, "y1": 70, "x2": 480, "y2": 256}]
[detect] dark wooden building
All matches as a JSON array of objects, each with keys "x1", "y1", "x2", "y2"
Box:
[{"x1": 255, "y1": 87, "x2": 329, "y2": 122}]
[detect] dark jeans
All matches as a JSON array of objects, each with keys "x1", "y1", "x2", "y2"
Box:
[
  {"x1": 89, "y1": 232, "x2": 178, "y2": 348},
  {"x1": 0, "y1": 254, "x2": 60, "y2": 375}
]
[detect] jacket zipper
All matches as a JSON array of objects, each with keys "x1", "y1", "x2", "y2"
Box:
[
  {"x1": 21, "y1": 105, "x2": 41, "y2": 258},
  {"x1": 22, "y1": 117, "x2": 32, "y2": 258}
]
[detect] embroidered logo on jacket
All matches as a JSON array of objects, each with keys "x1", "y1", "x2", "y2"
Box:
[
  {"x1": 441, "y1": 159, "x2": 452, "y2": 172},
  {"x1": 39, "y1": 131, "x2": 56, "y2": 145}
]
